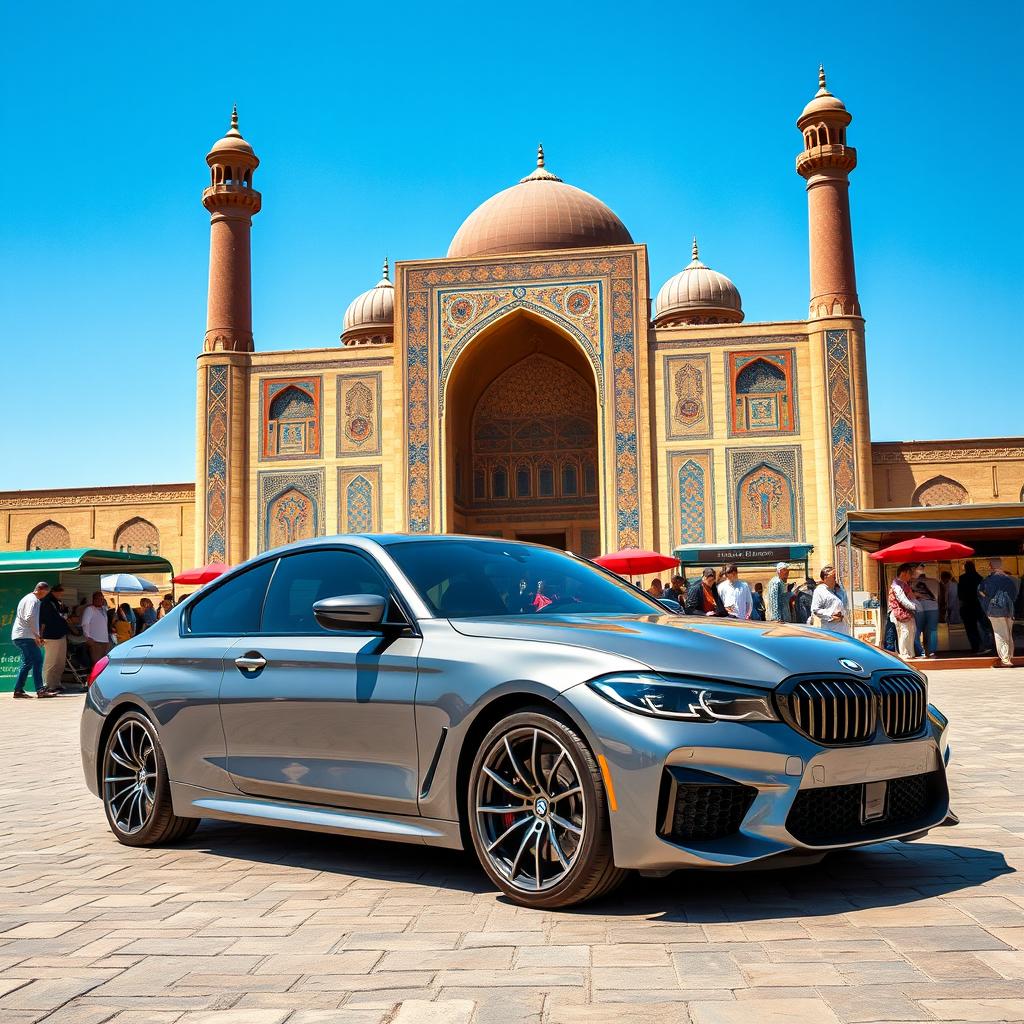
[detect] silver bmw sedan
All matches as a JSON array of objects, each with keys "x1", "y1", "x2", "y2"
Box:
[{"x1": 81, "y1": 535, "x2": 954, "y2": 909}]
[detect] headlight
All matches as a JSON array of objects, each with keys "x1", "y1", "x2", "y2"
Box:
[
  {"x1": 927, "y1": 703, "x2": 948, "y2": 730},
  {"x1": 588, "y1": 673, "x2": 779, "y2": 722}
]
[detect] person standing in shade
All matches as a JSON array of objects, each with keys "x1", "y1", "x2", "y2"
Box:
[
  {"x1": 81, "y1": 591, "x2": 112, "y2": 666},
  {"x1": 138, "y1": 597, "x2": 158, "y2": 632},
  {"x1": 663, "y1": 575, "x2": 686, "y2": 603},
  {"x1": 646, "y1": 579, "x2": 664, "y2": 599},
  {"x1": 685, "y1": 567, "x2": 727, "y2": 616},
  {"x1": 957, "y1": 560, "x2": 988, "y2": 654},
  {"x1": 718, "y1": 564, "x2": 753, "y2": 620},
  {"x1": 810, "y1": 565, "x2": 850, "y2": 635},
  {"x1": 765, "y1": 563, "x2": 790, "y2": 623},
  {"x1": 911, "y1": 564, "x2": 941, "y2": 658},
  {"x1": 979, "y1": 558, "x2": 1019, "y2": 668},
  {"x1": 39, "y1": 583, "x2": 71, "y2": 695},
  {"x1": 940, "y1": 570, "x2": 961, "y2": 625},
  {"x1": 795, "y1": 577, "x2": 816, "y2": 625},
  {"x1": 751, "y1": 583, "x2": 766, "y2": 621},
  {"x1": 888, "y1": 563, "x2": 920, "y2": 659},
  {"x1": 11, "y1": 582, "x2": 55, "y2": 699}
]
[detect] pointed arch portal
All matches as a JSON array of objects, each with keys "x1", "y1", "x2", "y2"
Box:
[{"x1": 443, "y1": 312, "x2": 601, "y2": 557}]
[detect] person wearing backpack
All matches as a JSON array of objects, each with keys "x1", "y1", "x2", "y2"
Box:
[
  {"x1": 979, "y1": 558, "x2": 1019, "y2": 667},
  {"x1": 887, "y1": 563, "x2": 920, "y2": 659}
]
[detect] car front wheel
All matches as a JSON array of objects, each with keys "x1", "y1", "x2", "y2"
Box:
[
  {"x1": 467, "y1": 709, "x2": 626, "y2": 908},
  {"x1": 101, "y1": 711, "x2": 199, "y2": 847}
]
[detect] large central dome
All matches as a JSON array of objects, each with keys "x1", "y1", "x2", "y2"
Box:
[{"x1": 448, "y1": 146, "x2": 633, "y2": 259}]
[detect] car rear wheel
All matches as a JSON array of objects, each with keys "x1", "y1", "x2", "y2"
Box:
[
  {"x1": 468, "y1": 709, "x2": 627, "y2": 908},
  {"x1": 101, "y1": 711, "x2": 199, "y2": 847}
]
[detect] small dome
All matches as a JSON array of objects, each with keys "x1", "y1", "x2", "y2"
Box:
[
  {"x1": 448, "y1": 146, "x2": 632, "y2": 259},
  {"x1": 799, "y1": 66, "x2": 850, "y2": 122},
  {"x1": 341, "y1": 258, "x2": 394, "y2": 346},
  {"x1": 208, "y1": 106, "x2": 256, "y2": 158},
  {"x1": 654, "y1": 240, "x2": 744, "y2": 326}
]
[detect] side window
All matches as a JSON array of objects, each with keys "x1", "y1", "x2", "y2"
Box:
[
  {"x1": 186, "y1": 559, "x2": 276, "y2": 635},
  {"x1": 260, "y1": 548, "x2": 395, "y2": 635}
]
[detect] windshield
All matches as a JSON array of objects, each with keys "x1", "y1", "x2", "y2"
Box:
[{"x1": 384, "y1": 538, "x2": 663, "y2": 619}]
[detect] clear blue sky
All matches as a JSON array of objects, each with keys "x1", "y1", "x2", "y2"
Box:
[{"x1": 1, "y1": 1, "x2": 1021, "y2": 491}]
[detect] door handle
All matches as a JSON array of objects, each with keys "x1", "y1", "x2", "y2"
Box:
[{"x1": 234, "y1": 653, "x2": 267, "y2": 672}]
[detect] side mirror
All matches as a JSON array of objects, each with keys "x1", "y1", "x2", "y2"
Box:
[
  {"x1": 313, "y1": 594, "x2": 387, "y2": 632},
  {"x1": 658, "y1": 598, "x2": 683, "y2": 615}
]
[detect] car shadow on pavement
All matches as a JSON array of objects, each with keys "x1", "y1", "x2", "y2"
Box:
[
  {"x1": 181, "y1": 819, "x2": 1012, "y2": 918},
  {"x1": 183, "y1": 818, "x2": 493, "y2": 896},
  {"x1": 596, "y1": 842, "x2": 1015, "y2": 922}
]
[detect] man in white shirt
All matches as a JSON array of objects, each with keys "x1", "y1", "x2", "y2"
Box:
[
  {"x1": 717, "y1": 563, "x2": 753, "y2": 620},
  {"x1": 11, "y1": 581, "x2": 54, "y2": 699},
  {"x1": 810, "y1": 565, "x2": 851, "y2": 635},
  {"x1": 81, "y1": 591, "x2": 112, "y2": 666}
]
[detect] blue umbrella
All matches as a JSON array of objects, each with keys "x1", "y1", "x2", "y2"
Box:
[{"x1": 100, "y1": 573, "x2": 159, "y2": 595}]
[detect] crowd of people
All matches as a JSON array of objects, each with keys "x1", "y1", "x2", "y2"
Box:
[
  {"x1": 887, "y1": 558, "x2": 1020, "y2": 666},
  {"x1": 10, "y1": 584, "x2": 180, "y2": 699},
  {"x1": 644, "y1": 556, "x2": 1021, "y2": 666},
  {"x1": 646, "y1": 562, "x2": 852, "y2": 633}
]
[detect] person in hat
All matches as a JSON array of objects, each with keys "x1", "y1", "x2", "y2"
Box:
[
  {"x1": 39, "y1": 582, "x2": 71, "y2": 695},
  {"x1": 765, "y1": 562, "x2": 790, "y2": 623},
  {"x1": 11, "y1": 582, "x2": 56, "y2": 699}
]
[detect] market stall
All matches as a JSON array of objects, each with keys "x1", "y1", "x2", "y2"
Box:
[
  {"x1": 0, "y1": 548, "x2": 172, "y2": 691},
  {"x1": 835, "y1": 503, "x2": 1024, "y2": 653}
]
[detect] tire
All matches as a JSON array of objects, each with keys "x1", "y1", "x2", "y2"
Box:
[
  {"x1": 101, "y1": 711, "x2": 200, "y2": 847},
  {"x1": 467, "y1": 708, "x2": 627, "y2": 909}
]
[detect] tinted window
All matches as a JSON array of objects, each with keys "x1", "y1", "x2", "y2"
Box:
[
  {"x1": 187, "y1": 559, "x2": 276, "y2": 635},
  {"x1": 385, "y1": 539, "x2": 661, "y2": 619},
  {"x1": 260, "y1": 548, "x2": 394, "y2": 635}
]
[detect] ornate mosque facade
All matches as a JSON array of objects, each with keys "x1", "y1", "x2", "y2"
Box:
[{"x1": 2, "y1": 70, "x2": 1023, "y2": 576}]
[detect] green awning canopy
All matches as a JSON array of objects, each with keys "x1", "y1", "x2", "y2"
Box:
[{"x1": 0, "y1": 548, "x2": 173, "y2": 575}]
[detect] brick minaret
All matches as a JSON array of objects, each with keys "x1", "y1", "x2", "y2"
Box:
[
  {"x1": 796, "y1": 67, "x2": 860, "y2": 319},
  {"x1": 196, "y1": 108, "x2": 259, "y2": 565},
  {"x1": 202, "y1": 107, "x2": 261, "y2": 352}
]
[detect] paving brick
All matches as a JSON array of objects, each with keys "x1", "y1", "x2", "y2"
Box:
[
  {"x1": 391, "y1": 1000, "x2": 475, "y2": 1024},
  {"x1": 689, "y1": 999, "x2": 840, "y2": 1024}
]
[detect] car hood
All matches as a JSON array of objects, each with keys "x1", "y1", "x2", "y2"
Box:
[{"x1": 448, "y1": 614, "x2": 908, "y2": 688}]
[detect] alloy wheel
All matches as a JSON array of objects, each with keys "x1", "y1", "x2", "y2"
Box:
[
  {"x1": 474, "y1": 726, "x2": 586, "y2": 892},
  {"x1": 104, "y1": 719, "x2": 157, "y2": 836}
]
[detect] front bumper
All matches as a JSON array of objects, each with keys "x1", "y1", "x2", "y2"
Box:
[{"x1": 558, "y1": 683, "x2": 952, "y2": 871}]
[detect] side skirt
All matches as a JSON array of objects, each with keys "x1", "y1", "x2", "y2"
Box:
[{"x1": 171, "y1": 782, "x2": 464, "y2": 850}]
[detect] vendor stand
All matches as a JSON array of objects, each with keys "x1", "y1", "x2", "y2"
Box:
[
  {"x1": 0, "y1": 548, "x2": 172, "y2": 691},
  {"x1": 835, "y1": 503, "x2": 1024, "y2": 653}
]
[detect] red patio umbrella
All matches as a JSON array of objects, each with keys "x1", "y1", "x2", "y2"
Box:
[
  {"x1": 172, "y1": 563, "x2": 231, "y2": 585},
  {"x1": 595, "y1": 548, "x2": 679, "y2": 576},
  {"x1": 869, "y1": 536, "x2": 975, "y2": 563}
]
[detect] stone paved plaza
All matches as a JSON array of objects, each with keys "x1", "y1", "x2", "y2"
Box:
[{"x1": 1, "y1": 669, "x2": 1023, "y2": 1024}]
